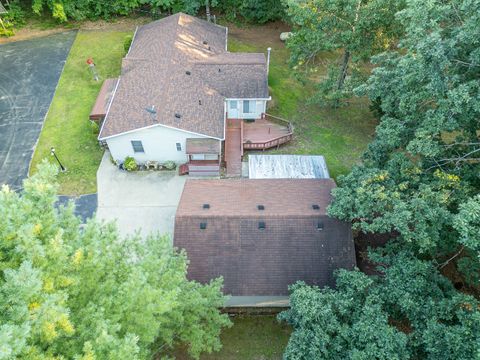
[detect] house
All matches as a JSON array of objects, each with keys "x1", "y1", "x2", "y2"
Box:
[
  {"x1": 97, "y1": 13, "x2": 293, "y2": 177},
  {"x1": 174, "y1": 178, "x2": 356, "y2": 306}
]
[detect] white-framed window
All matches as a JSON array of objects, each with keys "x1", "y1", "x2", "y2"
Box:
[
  {"x1": 176, "y1": 142, "x2": 182, "y2": 151},
  {"x1": 243, "y1": 100, "x2": 255, "y2": 114},
  {"x1": 229, "y1": 100, "x2": 237, "y2": 109},
  {"x1": 131, "y1": 140, "x2": 144, "y2": 153}
]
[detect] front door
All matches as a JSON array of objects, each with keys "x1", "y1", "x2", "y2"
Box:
[{"x1": 228, "y1": 100, "x2": 239, "y2": 118}]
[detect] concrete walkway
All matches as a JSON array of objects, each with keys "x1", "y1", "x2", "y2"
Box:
[{"x1": 96, "y1": 152, "x2": 186, "y2": 237}]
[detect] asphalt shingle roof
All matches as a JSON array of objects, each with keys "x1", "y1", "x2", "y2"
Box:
[
  {"x1": 99, "y1": 13, "x2": 268, "y2": 140},
  {"x1": 174, "y1": 179, "x2": 356, "y2": 296}
]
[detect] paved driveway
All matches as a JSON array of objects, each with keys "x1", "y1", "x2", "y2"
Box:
[
  {"x1": 0, "y1": 31, "x2": 76, "y2": 190},
  {"x1": 96, "y1": 152, "x2": 186, "y2": 238}
]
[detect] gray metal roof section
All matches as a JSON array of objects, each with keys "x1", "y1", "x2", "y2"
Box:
[{"x1": 248, "y1": 155, "x2": 330, "y2": 179}]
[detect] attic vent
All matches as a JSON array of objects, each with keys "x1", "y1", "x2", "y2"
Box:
[
  {"x1": 200, "y1": 222, "x2": 207, "y2": 230},
  {"x1": 257, "y1": 205, "x2": 265, "y2": 210},
  {"x1": 203, "y1": 40, "x2": 208, "y2": 45},
  {"x1": 186, "y1": 71, "x2": 191, "y2": 75},
  {"x1": 312, "y1": 204, "x2": 320, "y2": 210},
  {"x1": 258, "y1": 221, "x2": 266, "y2": 230},
  {"x1": 175, "y1": 113, "x2": 181, "y2": 119},
  {"x1": 317, "y1": 222, "x2": 324, "y2": 231},
  {"x1": 203, "y1": 204, "x2": 210, "y2": 209}
]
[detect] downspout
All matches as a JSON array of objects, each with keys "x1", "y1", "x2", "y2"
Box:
[{"x1": 266, "y1": 47, "x2": 272, "y2": 76}]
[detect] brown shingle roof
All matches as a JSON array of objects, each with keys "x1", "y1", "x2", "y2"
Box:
[
  {"x1": 99, "y1": 13, "x2": 268, "y2": 140},
  {"x1": 185, "y1": 138, "x2": 219, "y2": 154},
  {"x1": 174, "y1": 179, "x2": 356, "y2": 296},
  {"x1": 89, "y1": 78, "x2": 118, "y2": 120}
]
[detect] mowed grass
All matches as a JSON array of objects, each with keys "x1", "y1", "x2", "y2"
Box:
[
  {"x1": 229, "y1": 33, "x2": 377, "y2": 179},
  {"x1": 30, "y1": 30, "x2": 130, "y2": 195},
  {"x1": 164, "y1": 315, "x2": 291, "y2": 360}
]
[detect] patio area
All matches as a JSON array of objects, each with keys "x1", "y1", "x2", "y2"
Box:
[
  {"x1": 224, "y1": 114, "x2": 293, "y2": 177},
  {"x1": 96, "y1": 151, "x2": 186, "y2": 238}
]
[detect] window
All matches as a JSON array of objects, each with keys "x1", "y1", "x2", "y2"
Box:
[
  {"x1": 176, "y1": 142, "x2": 182, "y2": 151},
  {"x1": 131, "y1": 140, "x2": 144, "y2": 153},
  {"x1": 229, "y1": 100, "x2": 237, "y2": 109},
  {"x1": 243, "y1": 100, "x2": 251, "y2": 113}
]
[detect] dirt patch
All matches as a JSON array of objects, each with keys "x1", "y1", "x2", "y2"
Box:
[{"x1": 227, "y1": 21, "x2": 291, "y2": 48}]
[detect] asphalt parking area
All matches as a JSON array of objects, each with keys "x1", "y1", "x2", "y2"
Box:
[
  {"x1": 0, "y1": 31, "x2": 76, "y2": 190},
  {"x1": 96, "y1": 152, "x2": 187, "y2": 238}
]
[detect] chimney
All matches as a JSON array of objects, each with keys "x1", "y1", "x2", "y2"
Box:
[{"x1": 266, "y1": 47, "x2": 272, "y2": 75}]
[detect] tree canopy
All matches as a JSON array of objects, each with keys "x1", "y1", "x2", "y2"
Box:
[
  {"x1": 0, "y1": 162, "x2": 231, "y2": 359},
  {"x1": 280, "y1": 0, "x2": 480, "y2": 357},
  {"x1": 283, "y1": 0, "x2": 404, "y2": 105},
  {"x1": 280, "y1": 252, "x2": 480, "y2": 359}
]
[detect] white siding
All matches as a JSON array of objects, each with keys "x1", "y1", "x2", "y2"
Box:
[
  {"x1": 106, "y1": 125, "x2": 214, "y2": 164},
  {"x1": 226, "y1": 99, "x2": 267, "y2": 119}
]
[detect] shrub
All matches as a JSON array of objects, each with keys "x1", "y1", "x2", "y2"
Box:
[
  {"x1": 123, "y1": 34, "x2": 133, "y2": 54},
  {"x1": 163, "y1": 160, "x2": 176, "y2": 170},
  {"x1": 123, "y1": 156, "x2": 137, "y2": 171}
]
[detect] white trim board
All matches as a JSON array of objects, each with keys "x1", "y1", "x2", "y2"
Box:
[{"x1": 99, "y1": 122, "x2": 224, "y2": 142}]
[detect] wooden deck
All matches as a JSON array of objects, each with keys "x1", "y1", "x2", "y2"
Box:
[
  {"x1": 225, "y1": 119, "x2": 243, "y2": 177},
  {"x1": 180, "y1": 160, "x2": 220, "y2": 176},
  {"x1": 242, "y1": 115, "x2": 293, "y2": 151}
]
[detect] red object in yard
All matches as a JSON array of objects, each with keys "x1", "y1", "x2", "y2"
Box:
[
  {"x1": 86, "y1": 58, "x2": 94, "y2": 65},
  {"x1": 179, "y1": 163, "x2": 189, "y2": 176}
]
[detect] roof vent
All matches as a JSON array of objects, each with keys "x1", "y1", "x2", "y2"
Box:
[
  {"x1": 199, "y1": 100, "x2": 202, "y2": 105},
  {"x1": 257, "y1": 205, "x2": 265, "y2": 210},
  {"x1": 208, "y1": 46, "x2": 211, "y2": 51},
  {"x1": 258, "y1": 221, "x2": 266, "y2": 230},
  {"x1": 186, "y1": 70, "x2": 191, "y2": 75},
  {"x1": 203, "y1": 204, "x2": 210, "y2": 209},
  {"x1": 218, "y1": 68, "x2": 221, "y2": 73},
  {"x1": 317, "y1": 222, "x2": 324, "y2": 231},
  {"x1": 175, "y1": 113, "x2": 181, "y2": 119},
  {"x1": 312, "y1": 204, "x2": 320, "y2": 210},
  {"x1": 203, "y1": 40, "x2": 208, "y2": 45},
  {"x1": 145, "y1": 105, "x2": 156, "y2": 114},
  {"x1": 200, "y1": 222, "x2": 207, "y2": 230}
]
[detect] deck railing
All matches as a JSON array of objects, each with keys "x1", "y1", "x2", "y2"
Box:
[{"x1": 243, "y1": 113, "x2": 294, "y2": 150}]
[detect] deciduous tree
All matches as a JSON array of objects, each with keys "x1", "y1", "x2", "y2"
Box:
[{"x1": 0, "y1": 162, "x2": 231, "y2": 359}]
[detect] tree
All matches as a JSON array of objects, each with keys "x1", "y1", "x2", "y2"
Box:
[
  {"x1": 328, "y1": 0, "x2": 480, "y2": 267},
  {"x1": 283, "y1": 0, "x2": 404, "y2": 105},
  {"x1": 0, "y1": 162, "x2": 231, "y2": 359},
  {"x1": 279, "y1": 252, "x2": 480, "y2": 359}
]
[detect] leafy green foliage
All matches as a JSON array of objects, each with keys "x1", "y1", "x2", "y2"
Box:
[
  {"x1": 280, "y1": 252, "x2": 480, "y2": 359},
  {"x1": 329, "y1": 0, "x2": 480, "y2": 260},
  {"x1": 123, "y1": 156, "x2": 137, "y2": 171},
  {"x1": 0, "y1": 162, "x2": 231, "y2": 359},
  {"x1": 23, "y1": 0, "x2": 283, "y2": 23},
  {"x1": 0, "y1": 0, "x2": 25, "y2": 36},
  {"x1": 283, "y1": 0, "x2": 404, "y2": 105}
]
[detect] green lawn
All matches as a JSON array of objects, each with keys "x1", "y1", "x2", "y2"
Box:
[
  {"x1": 164, "y1": 315, "x2": 291, "y2": 360},
  {"x1": 30, "y1": 30, "x2": 130, "y2": 195},
  {"x1": 229, "y1": 34, "x2": 377, "y2": 179}
]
